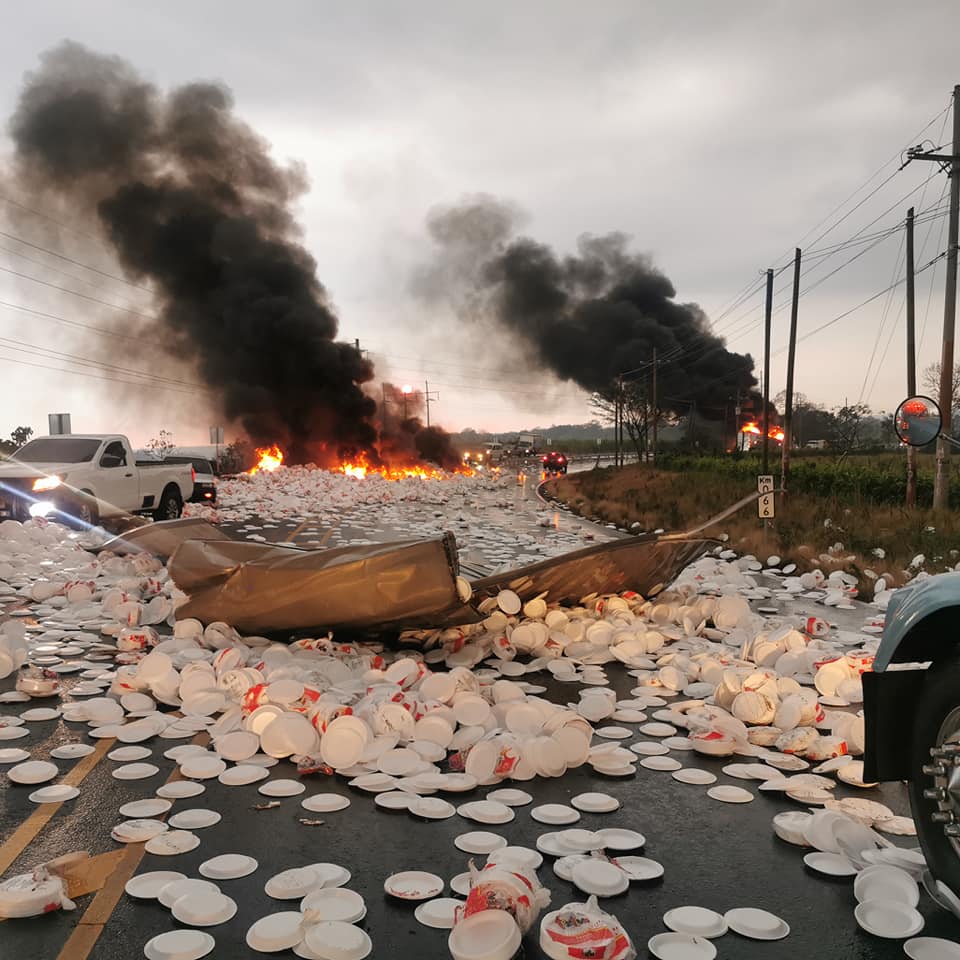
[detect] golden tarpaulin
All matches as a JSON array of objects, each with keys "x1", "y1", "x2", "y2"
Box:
[{"x1": 102, "y1": 518, "x2": 715, "y2": 636}]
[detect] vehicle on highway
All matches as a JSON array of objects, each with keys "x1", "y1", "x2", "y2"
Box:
[
  {"x1": 483, "y1": 441, "x2": 505, "y2": 465},
  {"x1": 0, "y1": 434, "x2": 194, "y2": 526},
  {"x1": 865, "y1": 395, "x2": 960, "y2": 893},
  {"x1": 541, "y1": 450, "x2": 568, "y2": 474},
  {"x1": 163, "y1": 456, "x2": 218, "y2": 503}
]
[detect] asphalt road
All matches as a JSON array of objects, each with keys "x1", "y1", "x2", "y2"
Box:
[{"x1": 2, "y1": 490, "x2": 959, "y2": 960}]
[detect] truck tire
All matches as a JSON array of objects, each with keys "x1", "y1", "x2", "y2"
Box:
[
  {"x1": 910, "y1": 654, "x2": 960, "y2": 894},
  {"x1": 72, "y1": 492, "x2": 99, "y2": 530},
  {"x1": 154, "y1": 486, "x2": 183, "y2": 522}
]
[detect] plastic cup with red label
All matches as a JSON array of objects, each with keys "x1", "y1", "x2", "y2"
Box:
[
  {"x1": 845, "y1": 653, "x2": 875, "y2": 676},
  {"x1": 242, "y1": 683, "x2": 269, "y2": 715},
  {"x1": 803, "y1": 616, "x2": 831, "y2": 638}
]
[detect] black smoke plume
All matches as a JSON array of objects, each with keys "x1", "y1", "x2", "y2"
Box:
[
  {"x1": 377, "y1": 383, "x2": 461, "y2": 470},
  {"x1": 416, "y1": 195, "x2": 757, "y2": 418},
  {"x1": 8, "y1": 42, "x2": 379, "y2": 465}
]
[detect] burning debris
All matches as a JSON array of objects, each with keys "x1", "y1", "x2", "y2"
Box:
[
  {"x1": 415, "y1": 195, "x2": 758, "y2": 419},
  {"x1": 740, "y1": 421, "x2": 786, "y2": 449},
  {"x1": 7, "y1": 43, "x2": 463, "y2": 474},
  {"x1": 247, "y1": 445, "x2": 284, "y2": 475}
]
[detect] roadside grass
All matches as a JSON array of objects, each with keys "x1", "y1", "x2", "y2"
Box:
[{"x1": 546, "y1": 463, "x2": 960, "y2": 596}]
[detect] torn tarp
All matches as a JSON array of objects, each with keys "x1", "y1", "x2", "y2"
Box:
[
  {"x1": 467, "y1": 534, "x2": 715, "y2": 607},
  {"x1": 169, "y1": 531, "x2": 473, "y2": 635},
  {"x1": 92, "y1": 517, "x2": 236, "y2": 560},
  {"x1": 161, "y1": 519, "x2": 715, "y2": 636}
]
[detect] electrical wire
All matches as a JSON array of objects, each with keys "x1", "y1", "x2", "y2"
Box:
[
  {"x1": 858, "y1": 229, "x2": 906, "y2": 403},
  {"x1": 0, "y1": 298, "x2": 147, "y2": 344},
  {"x1": 0, "y1": 226, "x2": 152, "y2": 293},
  {"x1": 704, "y1": 98, "x2": 952, "y2": 329},
  {"x1": 0, "y1": 262, "x2": 159, "y2": 322},
  {"x1": 0, "y1": 351, "x2": 208, "y2": 396},
  {"x1": 0, "y1": 335, "x2": 210, "y2": 392},
  {"x1": 0, "y1": 191, "x2": 113, "y2": 250},
  {"x1": 918, "y1": 180, "x2": 952, "y2": 353},
  {"x1": 0, "y1": 241, "x2": 151, "y2": 311},
  {"x1": 794, "y1": 250, "x2": 946, "y2": 344}
]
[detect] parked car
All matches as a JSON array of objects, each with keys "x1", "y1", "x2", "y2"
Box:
[
  {"x1": 164, "y1": 456, "x2": 217, "y2": 503},
  {"x1": 541, "y1": 451, "x2": 568, "y2": 474},
  {"x1": 0, "y1": 435, "x2": 194, "y2": 526}
]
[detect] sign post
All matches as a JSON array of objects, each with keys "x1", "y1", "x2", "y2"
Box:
[
  {"x1": 209, "y1": 426, "x2": 224, "y2": 471},
  {"x1": 48, "y1": 413, "x2": 71, "y2": 435},
  {"x1": 757, "y1": 474, "x2": 775, "y2": 519}
]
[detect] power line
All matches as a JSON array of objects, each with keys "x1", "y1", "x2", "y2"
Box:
[
  {"x1": 0, "y1": 191, "x2": 112, "y2": 250},
  {"x1": 795, "y1": 99, "x2": 952, "y2": 254},
  {"x1": 919, "y1": 179, "x2": 952, "y2": 353},
  {"x1": 866, "y1": 298, "x2": 905, "y2": 404},
  {"x1": 0, "y1": 336, "x2": 210, "y2": 392},
  {"x1": 858, "y1": 229, "x2": 906, "y2": 403},
  {"x1": 0, "y1": 298, "x2": 146, "y2": 344},
  {"x1": 794, "y1": 249, "x2": 946, "y2": 345},
  {"x1": 0, "y1": 349, "x2": 208, "y2": 396},
  {"x1": 0, "y1": 262, "x2": 158, "y2": 323},
  {"x1": 0, "y1": 226, "x2": 151, "y2": 293},
  {"x1": 705, "y1": 99, "x2": 952, "y2": 329},
  {"x1": 0, "y1": 241, "x2": 150, "y2": 310}
]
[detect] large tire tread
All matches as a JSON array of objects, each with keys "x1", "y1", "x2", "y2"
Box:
[{"x1": 909, "y1": 654, "x2": 960, "y2": 892}]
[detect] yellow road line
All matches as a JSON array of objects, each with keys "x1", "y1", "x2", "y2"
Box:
[
  {"x1": 56, "y1": 731, "x2": 208, "y2": 960},
  {"x1": 0, "y1": 737, "x2": 114, "y2": 875}
]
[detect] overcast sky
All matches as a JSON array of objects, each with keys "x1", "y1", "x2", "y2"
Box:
[{"x1": 0, "y1": 1, "x2": 958, "y2": 446}]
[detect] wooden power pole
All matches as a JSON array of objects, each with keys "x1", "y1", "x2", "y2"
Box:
[
  {"x1": 781, "y1": 249, "x2": 802, "y2": 498},
  {"x1": 616, "y1": 375, "x2": 623, "y2": 468},
  {"x1": 762, "y1": 268, "x2": 774, "y2": 475},
  {"x1": 651, "y1": 348, "x2": 658, "y2": 464},
  {"x1": 906, "y1": 208, "x2": 918, "y2": 507},
  {"x1": 934, "y1": 86, "x2": 960, "y2": 509}
]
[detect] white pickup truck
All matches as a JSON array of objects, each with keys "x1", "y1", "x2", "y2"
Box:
[{"x1": 0, "y1": 434, "x2": 194, "y2": 527}]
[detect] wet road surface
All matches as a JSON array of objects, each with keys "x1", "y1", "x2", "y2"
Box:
[{"x1": 2, "y1": 486, "x2": 958, "y2": 960}]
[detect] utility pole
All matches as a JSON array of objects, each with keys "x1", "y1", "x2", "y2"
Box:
[
  {"x1": 734, "y1": 389, "x2": 742, "y2": 452},
  {"x1": 651, "y1": 348, "x2": 658, "y2": 464},
  {"x1": 938, "y1": 89, "x2": 960, "y2": 509},
  {"x1": 424, "y1": 381, "x2": 439, "y2": 428},
  {"x1": 908, "y1": 86, "x2": 960, "y2": 509},
  {"x1": 762, "y1": 268, "x2": 774, "y2": 474},
  {"x1": 616, "y1": 374, "x2": 623, "y2": 467},
  {"x1": 781, "y1": 250, "x2": 802, "y2": 499},
  {"x1": 906, "y1": 208, "x2": 918, "y2": 507},
  {"x1": 381, "y1": 383, "x2": 388, "y2": 433}
]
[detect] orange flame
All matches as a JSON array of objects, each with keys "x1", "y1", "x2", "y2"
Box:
[
  {"x1": 336, "y1": 452, "x2": 473, "y2": 480},
  {"x1": 248, "y1": 445, "x2": 284, "y2": 474},
  {"x1": 740, "y1": 422, "x2": 785, "y2": 443}
]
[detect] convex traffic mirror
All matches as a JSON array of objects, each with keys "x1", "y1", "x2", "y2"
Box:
[{"x1": 894, "y1": 395, "x2": 942, "y2": 447}]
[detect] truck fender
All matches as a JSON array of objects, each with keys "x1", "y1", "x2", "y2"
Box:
[{"x1": 872, "y1": 571, "x2": 960, "y2": 672}]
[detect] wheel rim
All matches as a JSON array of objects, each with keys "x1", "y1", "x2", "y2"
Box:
[
  {"x1": 925, "y1": 706, "x2": 960, "y2": 852},
  {"x1": 78, "y1": 503, "x2": 92, "y2": 524},
  {"x1": 163, "y1": 498, "x2": 179, "y2": 520}
]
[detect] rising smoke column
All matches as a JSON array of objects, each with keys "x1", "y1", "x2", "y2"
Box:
[
  {"x1": 416, "y1": 195, "x2": 757, "y2": 417},
  {"x1": 8, "y1": 42, "x2": 377, "y2": 464}
]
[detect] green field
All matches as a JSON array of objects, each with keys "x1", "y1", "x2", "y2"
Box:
[{"x1": 547, "y1": 454, "x2": 960, "y2": 596}]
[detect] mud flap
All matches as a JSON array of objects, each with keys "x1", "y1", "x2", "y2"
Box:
[{"x1": 863, "y1": 667, "x2": 927, "y2": 782}]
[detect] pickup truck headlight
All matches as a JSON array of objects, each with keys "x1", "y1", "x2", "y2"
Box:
[{"x1": 32, "y1": 476, "x2": 62, "y2": 492}]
